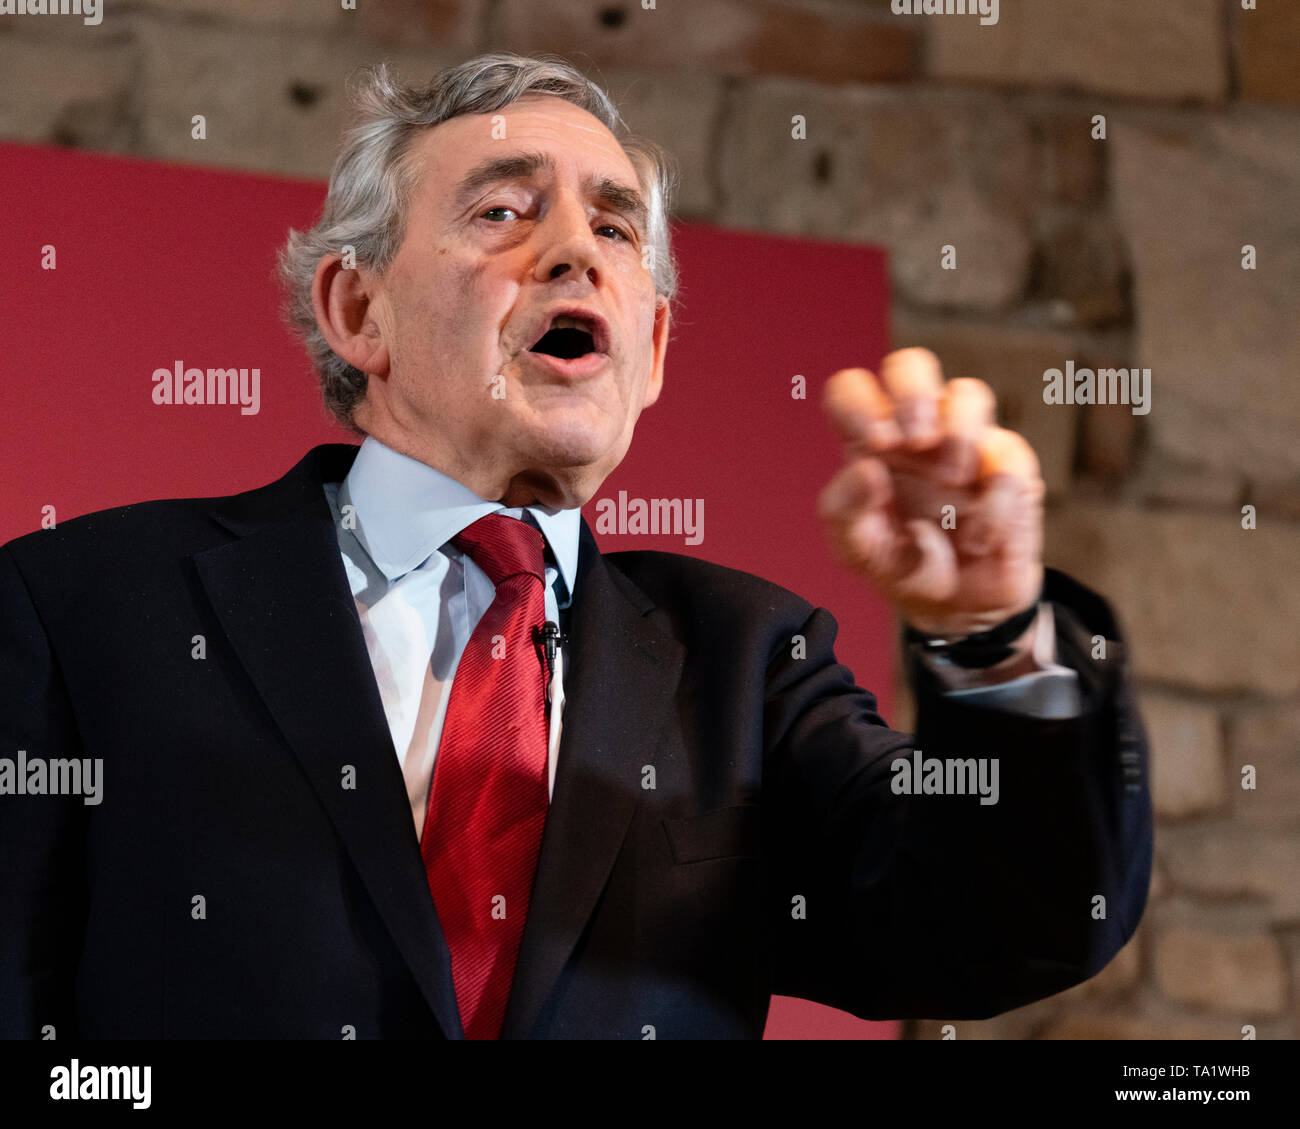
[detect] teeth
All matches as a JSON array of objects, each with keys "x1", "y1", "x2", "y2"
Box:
[{"x1": 550, "y1": 314, "x2": 591, "y2": 332}]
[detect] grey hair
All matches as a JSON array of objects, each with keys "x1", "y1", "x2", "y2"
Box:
[{"x1": 278, "y1": 53, "x2": 680, "y2": 433}]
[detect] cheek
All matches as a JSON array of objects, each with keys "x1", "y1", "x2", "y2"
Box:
[
  {"x1": 633, "y1": 304, "x2": 659, "y2": 362},
  {"x1": 455, "y1": 258, "x2": 519, "y2": 343},
  {"x1": 612, "y1": 286, "x2": 655, "y2": 358},
  {"x1": 610, "y1": 255, "x2": 643, "y2": 279},
  {"x1": 402, "y1": 259, "x2": 502, "y2": 361}
]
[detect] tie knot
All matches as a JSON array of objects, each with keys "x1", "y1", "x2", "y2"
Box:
[{"x1": 451, "y1": 513, "x2": 546, "y2": 587}]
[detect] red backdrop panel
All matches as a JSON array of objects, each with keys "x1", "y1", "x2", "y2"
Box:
[{"x1": 0, "y1": 141, "x2": 895, "y2": 1039}]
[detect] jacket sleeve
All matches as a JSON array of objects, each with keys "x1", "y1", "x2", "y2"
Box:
[
  {"x1": 0, "y1": 543, "x2": 90, "y2": 1039},
  {"x1": 759, "y1": 567, "x2": 1152, "y2": 1020}
]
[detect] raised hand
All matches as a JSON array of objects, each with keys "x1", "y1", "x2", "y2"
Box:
[{"x1": 818, "y1": 348, "x2": 1045, "y2": 637}]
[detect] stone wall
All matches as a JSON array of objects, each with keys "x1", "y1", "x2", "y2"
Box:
[{"x1": 2, "y1": 0, "x2": 1296, "y2": 1039}]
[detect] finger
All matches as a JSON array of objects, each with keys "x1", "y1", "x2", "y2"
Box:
[
  {"x1": 883, "y1": 377, "x2": 996, "y2": 488},
  {"x1": 976, "y1": 425, "x2": 1042, "y2": 484},
  {"x1": 819, "y1": 463, "x2": 961, "y2": 604},
  {"x1": 844, "y1": 517, "x2": 960, "y2": 611},
  {"x1": 953, "y1": 483, "x2": 1008, "y2": 559},
  {"x1": 823, "y1": 368, "x2": 902, "y2": 456},
  {"x1": 817, "y1": 457, "x2": 893, "y2": 526},
  {"x1": 963, "y1": 427, "x2": 1044, "y2": 559},
  {"x1": 939, "y1": 377, "x2": 997, "y2": 486},
  {"x1": 879, "y1": 347, "x2": 945, "y2": 451},
  {"x1": 984, "y1": 473, "x2": 1043, "y2": 554},
  {"x1": 818, "y1": 459, "x2": 899, "y2": 578}
]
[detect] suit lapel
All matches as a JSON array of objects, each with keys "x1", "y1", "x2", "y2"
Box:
[
  {"x1": 193, "y1": 445, "x2": 465, "y2": 1040},
  {"x1": 500, "y1": 519, "x2": 685, "y2": 1039},
  {"x1": 192, "y1": 445, "x2": 685, "y2": 1041}
]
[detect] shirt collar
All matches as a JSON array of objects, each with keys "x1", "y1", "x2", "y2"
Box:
[{"x1": 341, "y1": 435, "x2": 581, "y2": 603}]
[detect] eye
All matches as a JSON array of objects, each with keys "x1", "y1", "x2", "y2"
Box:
[
  {"x1": 596, "y1": 223, "x2": 631, "y2": 242},
  {"x1": 481, "y1": 206, "x2": 517, "y2": 222}
]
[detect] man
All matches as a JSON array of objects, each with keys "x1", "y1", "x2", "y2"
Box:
[{"x1": 0, "y1": 53, "x2": 1150, "y2": 1040}]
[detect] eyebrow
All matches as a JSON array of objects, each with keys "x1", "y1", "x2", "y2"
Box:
[{"x1": 450, "y1": 150, "x2": 649, "y2": 234}]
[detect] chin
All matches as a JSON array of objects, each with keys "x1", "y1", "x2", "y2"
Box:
[{"x1": 522, "y1": 416, "x2": 624, "y2": 469}]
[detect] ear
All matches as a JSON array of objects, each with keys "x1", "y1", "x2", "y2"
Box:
[
  {"x1": 642, "y1": 295, "x2": 671, "y2": 410},
  {"x1": 310, "y1": 254, "x2": 391, "y2": 377}
]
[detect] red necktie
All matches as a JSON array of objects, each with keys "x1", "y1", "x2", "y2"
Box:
[{"x1": 420, "y1": 513, "x2": 551, "y2": 1040}]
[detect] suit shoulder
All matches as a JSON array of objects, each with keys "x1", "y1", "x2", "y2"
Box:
[
  {"x1": 3, "y1": 497, "x2": 194, "y2": 566},
  {"x1": 602, "y1": 549, "x2": 816, "y2": 623},
  {"x1": 3, "y1": 490, "x2": 235, "y2": 565},
  {"x1": 1, "y1": 446, "x2": 340, "y2": 571},
  {"x1": 0, "y1": 468, "x2": 302, "y2": 584}
]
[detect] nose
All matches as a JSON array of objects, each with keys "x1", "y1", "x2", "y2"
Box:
[{"x1": 532, "y1": 188, "x2": 602, "y2": 287}]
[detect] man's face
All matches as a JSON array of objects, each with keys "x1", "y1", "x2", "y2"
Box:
[{"x1": 359, "y1": 94, "x2": 670, "y2": 508}]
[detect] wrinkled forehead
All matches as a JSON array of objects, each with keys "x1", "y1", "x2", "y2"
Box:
[{"x1": 409, "y1": 94, "x2": 644, "y2": 206}]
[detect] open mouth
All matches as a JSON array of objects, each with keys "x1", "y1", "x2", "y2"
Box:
[{"x1": 528, "y1": 314, "x2": 602, "y2": 360}]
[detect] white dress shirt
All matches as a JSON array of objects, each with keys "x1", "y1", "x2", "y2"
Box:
[{"x1": 322, "y1": 436, "x2": 581, "y2": 840}]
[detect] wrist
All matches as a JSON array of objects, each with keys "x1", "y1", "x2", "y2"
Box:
[
  {"x1": 903, "y1": 591, "x2": 1043, "y2": 669},
  {"x1": 916, "y1": 611, "x2": 1047, "y2": 690}
]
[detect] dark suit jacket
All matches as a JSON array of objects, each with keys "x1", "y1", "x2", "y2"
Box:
[{"x1": 0, "y1": 443, "x2": 1151, "y2": 1039}]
